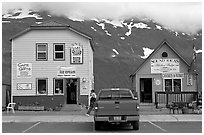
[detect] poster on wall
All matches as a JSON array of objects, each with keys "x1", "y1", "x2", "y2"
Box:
[
  {"x1": 17, "y1": 63, "x2": 32, "y2": 78},
  {"x1": 151, "y1": 59, "x2": 180, "y2": 74},
  {"x1": 187, "y1": 74, "x2": 193, "y2": 86},
  {"x1": 70, "y1": 43, "x2": 83, "y2": 64}
]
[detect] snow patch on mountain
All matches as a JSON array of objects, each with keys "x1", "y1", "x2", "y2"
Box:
[
  {"x1": 105, "y1": 30, "x2": 111, "y2": 36},
  {"x1": 91, "y1": 27, "x2": 97, "y2": 31},
  {"x1": 69, "y1": 16, "x2": 84, "y2": 22},
  {"x1": 155, "y1": 25, "x2": 162, "y2": 30},
  {"x1": 112, "y1": 49, "x2": 119, "y2": 58},
  {"x1": 120, "y1": 37, "x2": 125, "y2": 40},
  {"x1": 123, "y1": 22, "x2": 151, "y2": 36},
  {"x1": 139, "y1": 47, "x2": 154, "y2": 59},
  {"x1": 2, "y1": 9, "x2": 43, "y2": 19}
]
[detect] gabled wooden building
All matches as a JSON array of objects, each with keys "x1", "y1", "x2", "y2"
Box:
[
  {"x1": 130, "y1": 39, "x2": 197, "y2": 105},
  {"x1": 10, "y1": 20, "x2": 94, "y2": 110}
]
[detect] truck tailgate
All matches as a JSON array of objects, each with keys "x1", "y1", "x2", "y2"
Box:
[{"x1": 95, "y1": 100, "x2": 139, "y2": 116}]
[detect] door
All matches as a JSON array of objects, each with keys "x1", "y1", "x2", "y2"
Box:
[
  {"x1": 66, "y1": 78, "x2": 78, "y2": 104},
  {"x1": 140, "y1": 78, "x2": 152, "y2": 103}
]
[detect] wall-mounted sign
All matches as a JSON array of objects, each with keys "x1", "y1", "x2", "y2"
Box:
[
  {"x1": 70, "y1": 43, "x2": 83, "y2": 64},
  {"x1": 187, "y1": 74, "x2": 193, "y2": 86},
  {"x1": 57, "y1": 67, "x2": 76, "y2": 77},
  {"x1": 151, "y1": 59, "x2": 179, "y2": 74},
  {"x1": 17, "y1": 83, "x2": 32, "y2": 90},
  {"x1": 162, "y1": 73, "x2": 184, "y2": 78},
  {"x1": 17, "y1": 63, "x2": 32, "y2": 78}
]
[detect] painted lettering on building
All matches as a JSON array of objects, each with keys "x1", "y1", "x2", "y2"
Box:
[
  {"x1": 151, "y1": 59, "x2": 179, "y2": 73},
  {"x1": 57, "y1": 67, "x2": 76, "y2": 77}
]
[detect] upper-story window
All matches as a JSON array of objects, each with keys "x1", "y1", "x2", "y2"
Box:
[
  {"x1": 54, "y1": 43, "x2": 65, "y2": 61},
  {"x1": 36, "y1": 43, "x2": 48, "y2": 61}
]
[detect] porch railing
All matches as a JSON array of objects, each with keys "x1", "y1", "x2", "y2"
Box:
[{"x1": 155, "y1": 91, "x2": 198, "y2": 108}]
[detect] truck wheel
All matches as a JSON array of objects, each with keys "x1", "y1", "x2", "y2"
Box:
[
  {"x1": 94, "y1": 121, "x2": 101, "y2": 130},
  {"x1": 132, "y1": 121, "x2": 139, "y2": 130}
]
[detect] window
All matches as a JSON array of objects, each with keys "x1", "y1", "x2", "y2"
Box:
[
  {"x1": 164, "y1": 79, "x2": 181, "y2": 92},
  {"x1": 54, "y1": 79, "x2": 64, "y2": 94},
  {"x1": 37, "y1": 78, "x2": 48, "y2": 95},
  {"x1": 54, "y1": 43, "x2": 65, "y2": 60},
  {"x1": 36, "y1": 43, "x2": 48, "y2": 60},
  {"x1": 162, "y1": 52, "x2": 168, "y2": 58}
]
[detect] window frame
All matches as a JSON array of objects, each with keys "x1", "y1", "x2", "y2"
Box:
[
  {"x1": 36, "y1": 78, "x2": 48, "y2": 95},
  {"x1": 163, "y1": 78, "x2": 182, "y2": 92},
  {"x1": 53, "y1": 78, "x2": 64, "y2": 95},
  {"x1": 36, "y1": 43, "x2": 48, "y2": 61},
  {"x1": 53, "y1": 43, "x2": 65, "y2": 61}
]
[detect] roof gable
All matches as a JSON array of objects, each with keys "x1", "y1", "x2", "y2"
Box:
[
  {"x1": 10, "y1": 20, "x2": 94, "y2": 51},
  {"x1": 31, "y1": 20, "x2": 69, "y2": 27},
  {"x1": 130, "y1": 39, "x2": 190, "y2": 77}
]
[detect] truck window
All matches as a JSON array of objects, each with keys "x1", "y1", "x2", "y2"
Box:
[{"x1": 99, "y1": 90, "x2": 133, "y2": 100}]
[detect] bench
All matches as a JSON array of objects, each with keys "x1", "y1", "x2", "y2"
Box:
[{"x1": 6, "y1": 103, "x2": 16, "y2": 113}]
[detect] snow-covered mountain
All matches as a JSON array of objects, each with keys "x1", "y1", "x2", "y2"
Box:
[{"x1": 2, "y1": 9, "x2": 202, "y2": 90}]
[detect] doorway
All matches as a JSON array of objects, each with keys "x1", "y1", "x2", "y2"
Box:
[
  {"x1": 140, "y1": 78, "x2": 152, "y2": 103},
  {"x1": 66, "y1": 78, "x2": 78, "y2": 104}
]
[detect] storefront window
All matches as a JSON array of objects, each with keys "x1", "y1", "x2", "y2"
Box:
[
  {"x1": 165, "y1": 79, "x2": 172, "y2": 92},
  {"x1": 173, "y1": 79, "x2": 181, "y2": 92},
  {"x1": 37, "y1": 79, "x2": 47, "y2": 95},
  {"x1": 54, "y1": 79, "x2": 63, "y2": 94},
  {"x1": 164, "y1": 79, "x2": 181, "y2": 92}
]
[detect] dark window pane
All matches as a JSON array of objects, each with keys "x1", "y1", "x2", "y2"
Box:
[
  {"x1": 38, "y1": 79, "x2": 47, "y2": 94},
  {"x1": 55, "y1": 53, "x2": 63, "y2": 59},
  {"x1": 174, "y1": 79, "x2": 181, "y2": 92},
  {"x1": 55, "y1": 79, "x2": 63, "y2": 94},
  {"x1": 55, "y1": 45, "x2": 64, "y2": 51},
  {"x1": 165, "y1": 79, "x2": 172, "y2": 92},
  {"x1": 38, "y1": 53, "x2": 46, "y2": 59}
]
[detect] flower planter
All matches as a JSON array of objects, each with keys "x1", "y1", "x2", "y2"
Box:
[{"x1": 18, "y1": 106, "x2": 44, "y2": 111}]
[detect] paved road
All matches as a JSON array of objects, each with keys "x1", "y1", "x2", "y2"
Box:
[{"x1": 2, "y1": 121, "x2": 202, "y2": 133}]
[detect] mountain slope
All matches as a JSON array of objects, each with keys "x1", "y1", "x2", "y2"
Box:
[{"x1": 2, "y1": 10, "x2": 202, "y2": 91}]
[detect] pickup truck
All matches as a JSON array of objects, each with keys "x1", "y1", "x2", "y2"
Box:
[{"x1": 94, "y1": 88, "x2": 139, "y2": 130}]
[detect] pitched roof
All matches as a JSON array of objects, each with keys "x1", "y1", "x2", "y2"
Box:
[
  {"x1": 10, "y1": 20, "x2": 94, "y2": 51},
  {"x1": 31, "y1": 20, "x2": 69, "y2": 27},
  {"x1": 130, "y1": 39, "x2": 190, "y2": 77}
]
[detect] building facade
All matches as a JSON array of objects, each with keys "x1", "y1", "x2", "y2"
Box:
[
  {"x1": 130, "y1": 40, "x2": 197, "y2": 104},
  {"x1": 10, "y1": 21, "x2": 94, "y2": 110}
]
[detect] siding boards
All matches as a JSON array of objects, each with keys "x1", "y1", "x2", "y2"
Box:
[{"x1": 12, "y1": 29, "x2": 92, "y2": 96}]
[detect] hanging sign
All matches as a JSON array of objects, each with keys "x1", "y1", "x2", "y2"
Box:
[
  {"x1": 151, "y1": 59, "x2": 179, "y2": 73},
  {"x1": 187, "y1": 74, "x2": 193, "y2": 86},
  {"x1": 57, "y1": 67, "x2": 76, "y2": 77},
  {"x1": 70, "y1": 43, "x2": 83, "y2": 64},
  {"x1": 17, "y1": 63, "x2": 32, "y2": 78}
]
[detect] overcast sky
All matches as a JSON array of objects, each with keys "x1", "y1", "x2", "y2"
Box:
[{"x1": 2, "y1": 2, "x2": 202, "y2": 35}]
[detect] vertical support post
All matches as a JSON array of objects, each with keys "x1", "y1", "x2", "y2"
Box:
[
  {"x1": 166, "y1": 92, "x2": 169, "y2": 107},
  {"x1": 155, "y1": 92, "x2": 158, "y2": 108}
]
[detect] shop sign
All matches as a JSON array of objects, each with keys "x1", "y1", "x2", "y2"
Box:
[
  {"x1": 162, "y1": 73, "x2": 184, "y2": 78},
  {"x1": 151, "y1": 59, "x2": 179, "y2": 73},
  {"x1": 17, "y1": 83, "x2": 32, "y2": 90},
  {"x1": 187, "y1": 74, "x2": 193, "y2": 86},
  {"x1": 70, "y1": 43, "x2": 83, "y2": 64},
  {"x1": 17, "y1": 63, "x2": 32, "y2": 78},
  {"x1": 57, "y1": 67, "x2": 76, "y2": 77}
]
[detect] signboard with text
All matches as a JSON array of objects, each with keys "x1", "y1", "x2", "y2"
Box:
[
  {"x1": 70, "y1": 43, "x2": 83, "y2": 64},
  {"x1": 57, "y1": 67, "x2": 76, "y2": 77},
  {"x1": 151, "y1": 59, "x2": 180, "y2": 74},
  {"x1": 17, "y1": 63, "x2": 32, "y2": 78}
]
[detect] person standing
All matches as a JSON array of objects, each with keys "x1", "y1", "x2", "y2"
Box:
[{"x1": 86, "y1": 90, "x2": 97, "y2": 116}]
